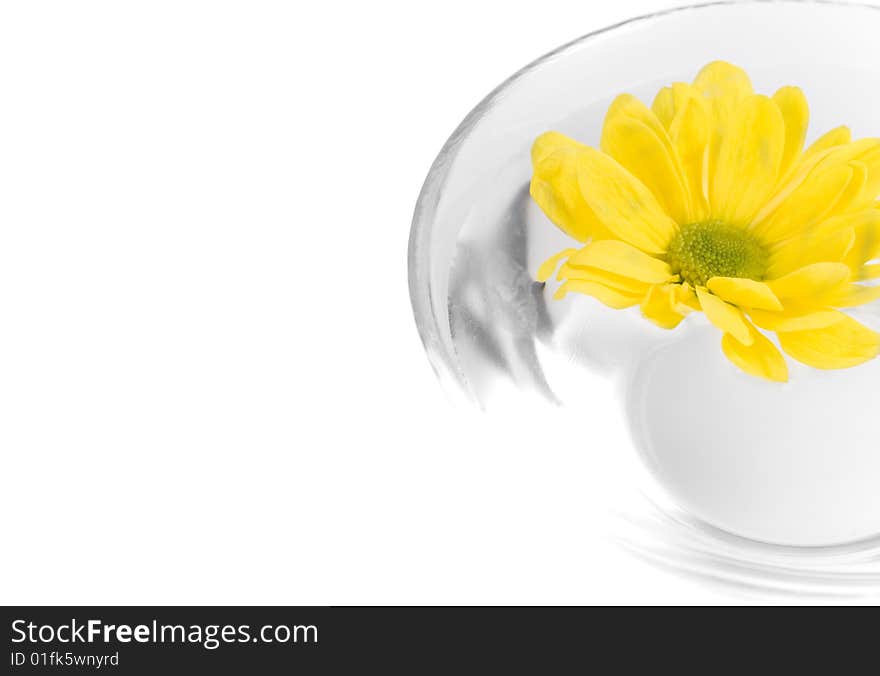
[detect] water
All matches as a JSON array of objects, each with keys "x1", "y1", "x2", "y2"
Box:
[{"x1": 411, "y1": 1, "x2": 880, "y2": 598}]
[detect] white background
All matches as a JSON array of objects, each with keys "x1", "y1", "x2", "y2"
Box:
[{"x1": 0, "y1": 0, "x2": 821, "y2": 605}]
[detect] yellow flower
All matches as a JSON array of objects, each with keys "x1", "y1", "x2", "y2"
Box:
[{"x1": 533, "y1": 60, "x2": 880, "y2": 382}]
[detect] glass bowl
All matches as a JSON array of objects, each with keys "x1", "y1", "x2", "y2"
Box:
[{"x1": 408, "y1": 0, "x2": 880, "y2": 556}]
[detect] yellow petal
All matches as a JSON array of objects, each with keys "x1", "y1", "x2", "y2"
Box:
[
  {"x1": 752, "y1": 146, "x2": 844, "y2": 224},
  {"x1": 721, "y1": 324, "x2": 789, "y2": 382},
  {"x1": 644, "y1": 82, "x2": 710, "y2": 220},
  {"x1": 766, "y1": 262, "x2": 851, "y2": 303},
  {"x1": 772, "y1": 86, "x2": 809, "y2": 179},
  {"x1": 567, "y1": 239, "x2": 675, "y2": 284},
  {"x1": 651, "y1": 86, "x2": 675, "y2": 128},
  {"x1": 753, "y1": 163, "x2": 854, "y2": 243},
  {"x1": 536, "y1": 248, "x2": 578, "y2": 282},
  {"x1": 693, "y1": 61, "x2": 753, "y2": 107},
  {"x1": 693, "y1": 61, "x2": 753, "y2": 184},
  {"x1": 707, "y1": 277, "x2": 783, "y2": 310},
  {"x1": 778, "y1": 313, "x2": 880, "y2": 369},
  {"x1": 553, "y1": 279, "x2": 644, "y2": 309},
  {"x1": 641, "y1": 284, "x2": 686, "y2": 329},
  {"x1": 748, "y1": 308, "x2": 844, "y2": 332},
  {"x1": 817, "y1": 137, "x2": 880, "y2": 168},
  {"x1": 696, "y1": 286, "x2": 753, "y2": 345},
  {"x1": 804, "y1": 209, "x2": 880, "y2": 274},
  {"x1": 710, "y1": 95, "x2": 785, "y2": 224},
  {"x1": 845, "y1": 210, "x2": 880, "y2": 269},
  {"x1": 557, "y1": 263, "x2": 650, "y2": 296},
  {"x1": 861, "y1": 264, "x2": 880, "y2": 280},
  {"x1": 667, "y1": 83, "x2": 710, "y2": 221},
  {"x1": 674, "y1": 283, "x2": 702, "y2": 313},
  {"x1": 811, "y1": 207, "x2": 880, "y2": 239},
  {"x1": 766, "y1": 228, "x2": 855, "y2": 279},
  {"x1": 851, "y1": 144, "x2": 880, "y2": 208},
  {"x1": 828, "y1": 283, "x2": 880, "y2": 308},
  {"x1": 574, "y1": 147, "x2": 678, "y2": 255},
  {"x1": 754, "y1": 137, "x2": 880, "y2": 230},
  {"x1": 531, "y1": 130, "x2": 574, "y2": 165},
  {"x1": 806, "y1": 139, "x2": 880, "y2": 195},
  {"x1": 829, "y1": 160, "x2": 869, "y2": 215},
  {"x1": 801, "y1": 139, "x2": 880, "y2": 216},
  {"x1": 531, "y1": 133, "x2": 609, "y2": 243},
  {"x1": 801, "y1": 126, "x2": 851, "y2": 162},
  {"x1": 601, "y1": 94, "x2": 689, "y2": 224},
  {"x1": 603, "y1": 94, "x2": 673, "y2": 146}
]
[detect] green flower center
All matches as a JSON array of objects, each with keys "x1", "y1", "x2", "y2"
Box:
[{"x1": 667, "y1": 220, "x2": 769, "y2": 287}]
